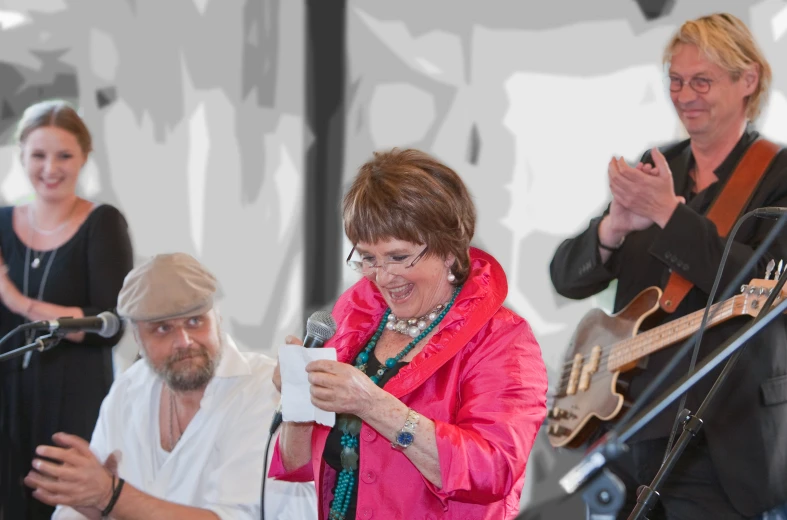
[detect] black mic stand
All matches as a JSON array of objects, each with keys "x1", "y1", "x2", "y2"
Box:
[
  {"x1": 627, "y1": 271, "x2": 787, "y2": 519},
  {"x1": 555, "y1": 295, "x2": 787, "y2": 520},
  {"x1": 548, "y1": 211, "x2": 787, "y2": 520},
  {"x1": 0, "y1": 332, "x2": 66, "y2": 363}
]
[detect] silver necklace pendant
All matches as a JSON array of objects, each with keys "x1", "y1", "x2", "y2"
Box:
[{"x1": 31, "y1": 256, "x2": 41, "y2": 269}]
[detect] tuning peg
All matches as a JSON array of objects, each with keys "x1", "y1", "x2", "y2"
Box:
[{"x1": 766, "y1": 259, "x2": 776, "y2": 280}]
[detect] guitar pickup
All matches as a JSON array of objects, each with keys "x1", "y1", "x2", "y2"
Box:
[
  {"x1": 548, "y1": 423, "x2": 571, "y2": 436},
  {"x1": 548, "y1": 407, "x2": 570, "y2": 419},
  {"x1": 566, "y1": 353, "x2": 583, "y2": 395}
]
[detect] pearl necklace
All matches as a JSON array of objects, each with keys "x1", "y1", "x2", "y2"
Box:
[{"x1": 386, "y1": 300, "x2": 451, "y2": 338}]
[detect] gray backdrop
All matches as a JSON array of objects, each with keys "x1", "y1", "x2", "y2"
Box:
[{"x1": 1, "y1": 0, "x2": 785, "y2": 515}]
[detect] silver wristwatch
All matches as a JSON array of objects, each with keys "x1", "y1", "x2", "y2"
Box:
[{"x1": 392, "y1": 409, "x2": 420, "y2": 450}]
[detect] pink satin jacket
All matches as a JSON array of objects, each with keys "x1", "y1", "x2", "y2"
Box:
[{"x1": 270, "y1": 248, "x2": 548, "y2": 519}]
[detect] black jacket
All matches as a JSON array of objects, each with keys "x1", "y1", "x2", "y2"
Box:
[{"x1": 550, "y1": 128, "x2": 787, "y2": 517}]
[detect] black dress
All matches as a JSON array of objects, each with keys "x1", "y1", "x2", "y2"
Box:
[{"x1": 0, "y1": 204, "x2": 134, "y2": 520}]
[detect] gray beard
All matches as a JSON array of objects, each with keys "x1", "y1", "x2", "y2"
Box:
[{"x1": 146, "y1": 335, "x2": 224, "y2": 392}]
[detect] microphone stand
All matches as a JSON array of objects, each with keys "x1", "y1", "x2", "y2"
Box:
[
  {"x1": 0, "y1": 332, "x2": 66, "y2": 363},
  {"x1": 551, "y1": 211, "x2": 787, "y2": 520},
  {"x1": 627, "y1": 271, "x2": 787, "y2": 519},
  {"x1": 556, "y1": 296, "x2": 787, "y2": 520}
]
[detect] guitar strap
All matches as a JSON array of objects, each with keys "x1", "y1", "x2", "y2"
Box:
[{"x1": 659, "y1": 138, "x2": 782, "y2": 313}]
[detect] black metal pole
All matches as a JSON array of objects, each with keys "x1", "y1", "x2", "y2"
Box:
[
  {"x1": 0, "y1": 333, "x2": 65, "y2": 363},
  {"x1": 303, "y1": 0, "x2": 347, "y2": 321}
]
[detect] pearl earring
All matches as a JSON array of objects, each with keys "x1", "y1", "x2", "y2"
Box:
[{"x1": 447, "y1": 271, "x2": 456, "y2": 282}]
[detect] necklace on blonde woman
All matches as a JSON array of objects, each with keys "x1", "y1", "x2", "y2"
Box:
[
  {"x1": 27, "y1": 200, "x2": 78, "y2": 268},
  {"x1": 29, "y1": 199, "x2": 79, "y2": 236}
]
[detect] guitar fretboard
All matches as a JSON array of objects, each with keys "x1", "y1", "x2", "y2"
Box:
[{"x1": 606, "y1": 297, "x2": 743, "y2": 371}]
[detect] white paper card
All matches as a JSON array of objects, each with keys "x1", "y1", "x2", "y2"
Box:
[{"x1": 278, "y1": 345, "x2": 337, "y2": 427}]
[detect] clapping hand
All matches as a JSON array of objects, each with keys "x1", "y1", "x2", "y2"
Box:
[
  {"x1": 608, "y1": 148, "x2": 685, "y2": 230},
  {"x1": 24, "y1": 432, "x2": 115, "y2": 511}
]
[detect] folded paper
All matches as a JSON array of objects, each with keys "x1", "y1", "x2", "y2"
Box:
[{"x1": 278, "y1": 345, "x2": 337, "y2": 427}]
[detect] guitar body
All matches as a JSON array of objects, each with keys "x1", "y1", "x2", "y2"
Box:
[
  {"x1": 548, "y1": 286, "x2": 663, "y2": 448},
  {"x1": 547, "y1": 277, "x2": 778, "y2": 448}
]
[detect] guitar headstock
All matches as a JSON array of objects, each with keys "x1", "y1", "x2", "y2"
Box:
[{"x1": 739, "y1": 277, "x2": 787, "y2": 317}]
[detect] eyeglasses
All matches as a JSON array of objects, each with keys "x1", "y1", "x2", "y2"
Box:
[
  {"x1": 346, "y1": 245, "x2": 429, "y2": 275},
  {"x1": 667, "y1": 75, "x2": 714, "y2": 94}
]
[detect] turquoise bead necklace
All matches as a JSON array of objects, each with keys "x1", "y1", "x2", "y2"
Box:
[{"x1": 328, "y1": 285, "x2": 462, "y2": 520}]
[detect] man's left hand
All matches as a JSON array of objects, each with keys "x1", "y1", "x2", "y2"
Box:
[
  {"x1": 24, "y1": 432, "x2": 114, "y2": 510},
  {"x1": 609, "y1": 148, "x2": 684, "y2": 228}
]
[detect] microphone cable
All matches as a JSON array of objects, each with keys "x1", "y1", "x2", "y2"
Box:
[
  {"x1": 260, "y1": 309, "x2": 336, "y2": 519},
  {"x1": 260, "y1": 417, "x2": 280, "y2": 520}
]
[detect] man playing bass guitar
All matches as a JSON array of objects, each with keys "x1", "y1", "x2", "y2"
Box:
[{"x1": 550, "y1": 13, "x2": 787, "y2": 520}]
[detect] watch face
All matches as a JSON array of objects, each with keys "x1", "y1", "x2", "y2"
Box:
[{"x1": 396, "y1": 431, "x2": 414, "y2": 447}]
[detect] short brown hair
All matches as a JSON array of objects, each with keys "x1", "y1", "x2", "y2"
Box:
[
  {"x1": 15, "y1": 99, "x2": 93, "y2": 155},
  {"x1": 343, "y1": 148, "x2": 476, "y2": 285},
  {"x1": 663, "y1": 13, "x2": 771, "y2": 121}
]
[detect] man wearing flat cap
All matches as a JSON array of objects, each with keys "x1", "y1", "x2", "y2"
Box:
[{"x1": 24, "y1": 253, "x2": 317, "y2": 519}]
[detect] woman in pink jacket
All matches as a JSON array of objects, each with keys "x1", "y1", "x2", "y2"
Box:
[{"x1": 270, "y1": 148, "x2": 547, "y2": 519}]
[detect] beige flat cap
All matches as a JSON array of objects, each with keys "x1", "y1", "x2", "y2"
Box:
[{"x1": 117, "y1": 252, "x2": 218, "y2": 322}]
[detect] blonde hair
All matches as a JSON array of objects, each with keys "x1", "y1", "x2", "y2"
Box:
[
  {"x1": 663, "y1": 13, "x2": 771, "y2": 121},
  {"x1": 15, "y1": 99, "x2": 93, "y2": 155},
  {"x1": 343, "y1": 148, "x2": 476, "y2": 285}
]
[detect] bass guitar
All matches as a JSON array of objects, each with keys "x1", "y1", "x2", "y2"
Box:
[{"x1": 547, "y1": 278, "x2": 785, "y2": 448}]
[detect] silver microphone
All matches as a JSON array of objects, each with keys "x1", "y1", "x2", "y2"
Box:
[
  {"x1": 269, "y1": 310, "x2": 337, "y2": 433},
  {"x1": 26, "y1": 311, "x2": 121, "y2": 338}
]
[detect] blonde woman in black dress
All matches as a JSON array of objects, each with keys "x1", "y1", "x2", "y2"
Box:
[{"x1": 0, "y1": 100, "x2": 134, "y2": 520}]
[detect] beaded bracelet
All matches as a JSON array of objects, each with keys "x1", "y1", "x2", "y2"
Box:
[{"x1": 101, "y1": 476, "x2": 125, "y2": 517}]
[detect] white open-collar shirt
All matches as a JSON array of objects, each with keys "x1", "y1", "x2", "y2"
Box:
[{"x1": 54, "y1": 336, "x2": 317, "y2": 519}]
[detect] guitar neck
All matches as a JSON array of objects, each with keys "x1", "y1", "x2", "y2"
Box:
[{"x1": 607, "y1": 296, "x2": 744, "y2": 372}]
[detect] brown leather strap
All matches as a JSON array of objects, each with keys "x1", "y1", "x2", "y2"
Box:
[{"x1": 660, "y1": 138, "x2": 781, "y2": 312}]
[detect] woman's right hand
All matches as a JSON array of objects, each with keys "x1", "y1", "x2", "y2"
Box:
[{"x1": 273, "y1": 335, "x2": 304, "y2": 393}]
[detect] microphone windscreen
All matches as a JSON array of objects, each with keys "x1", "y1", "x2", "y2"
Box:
[
  {"x1": 306, "y1": 310, "x2": 337, "y2": 342},
  {"x1": 98, "y1": 311, "x2": 121, "y2": 338}
]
